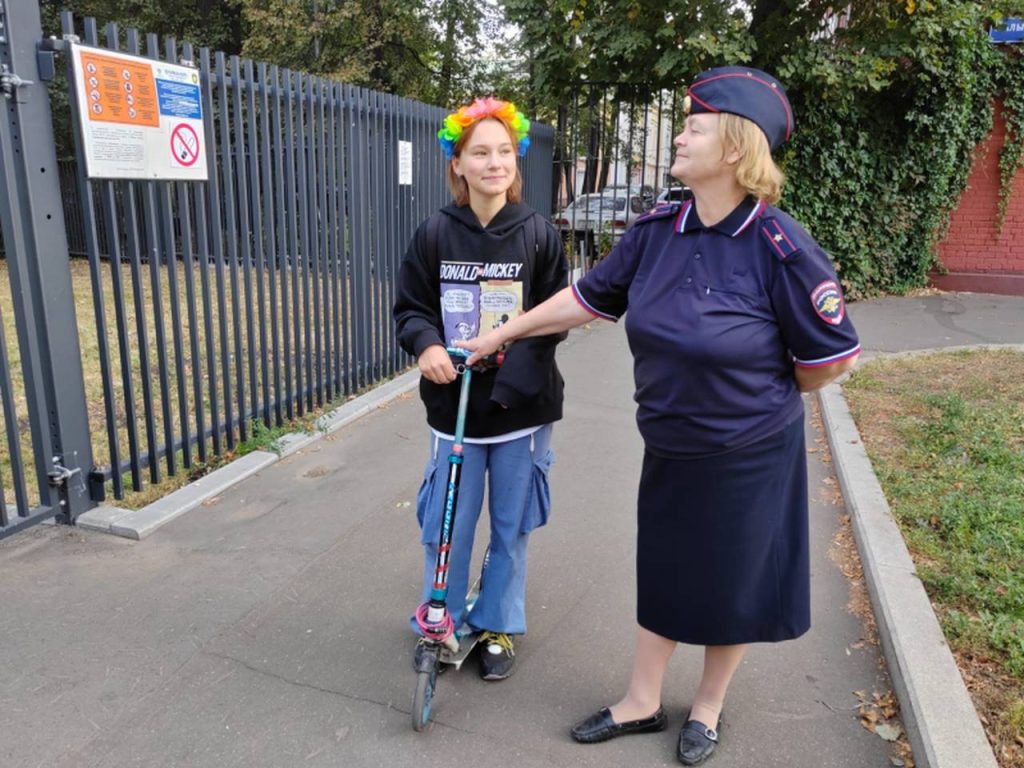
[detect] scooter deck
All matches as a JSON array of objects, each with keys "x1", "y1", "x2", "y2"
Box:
[
  {"x1": 438, "y1": 630, "x2": 481, "y2": 669},
  {"x1": 437, "y1": 575, "x2": 483, "y2": 670}
]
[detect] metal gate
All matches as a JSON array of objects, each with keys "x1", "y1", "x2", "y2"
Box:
[{"x1": 0, "y1": 0, "x2": 94, "y2": 536}]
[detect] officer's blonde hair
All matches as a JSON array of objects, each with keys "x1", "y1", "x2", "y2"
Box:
[{"x1": 719, "y1": 114, "x2": 784, "y2": 204}]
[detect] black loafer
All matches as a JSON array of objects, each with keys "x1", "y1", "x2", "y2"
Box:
[
  {"x1": 570, "y1": 706, "x2": 667, "y2": 744},
  {"x1": 677, "y1": 716, "x2": 720, "y2": 765}
]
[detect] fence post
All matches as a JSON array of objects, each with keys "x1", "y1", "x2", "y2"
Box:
[{"x1": 0, "y1": 0, "x2": 94, "y2": 521}]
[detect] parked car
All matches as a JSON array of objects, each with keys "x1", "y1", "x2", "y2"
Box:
[
  {"x1": 656, "y1": 185, "x2": 692, "y2": 204},
  {"x1": 557, "y1": 189, "x2": 651, "y2": 237},
  {"x1": 603, "y1": 183, "x2": 656, "y2": 209},
  {"x1": 553, "y1": 189, "x2": 660, "y2": 261}
]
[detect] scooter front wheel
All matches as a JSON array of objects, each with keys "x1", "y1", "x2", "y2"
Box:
[{"x1": 412, "y1": 665, "x2": 439, "y2": 732}]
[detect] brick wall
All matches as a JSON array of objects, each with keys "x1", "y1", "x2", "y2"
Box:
[{"x1": 936, "y1": 103, "x2": 1024, "y2": 276}]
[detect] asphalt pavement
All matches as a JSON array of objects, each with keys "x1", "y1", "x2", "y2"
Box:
[{"x1": 1, "y1": 290, "x2": 1021, "y2": 768}]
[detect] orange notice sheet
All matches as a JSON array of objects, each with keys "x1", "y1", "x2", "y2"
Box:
[{"x1": 79, "y1": 49, "x2": 159, "y2": 127}]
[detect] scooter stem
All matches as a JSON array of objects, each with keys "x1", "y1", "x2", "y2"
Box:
[{"x1": 452, "y1": 365, "x2": 472, "y2": 448}]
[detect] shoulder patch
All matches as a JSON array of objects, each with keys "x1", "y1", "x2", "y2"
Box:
[
  {"x1": 634, "y1": 201, "x2": 681, "y2": 225},
  {"x1": 759, "y1": 216, "x2": 802, "y2": 263},
  {"x1": 811, "y1": 279, "x2": 846, "y2": 325}
]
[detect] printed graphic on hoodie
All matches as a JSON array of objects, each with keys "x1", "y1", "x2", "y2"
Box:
[{"x1": 440, "y1": 260, "x2": 524, "y2": 346}]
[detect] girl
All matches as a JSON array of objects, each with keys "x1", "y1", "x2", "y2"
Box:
[{"x1": 393, "y1": 97, "x2": 567, "y2": 681}]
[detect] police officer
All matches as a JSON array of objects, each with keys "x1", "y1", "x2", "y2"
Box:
[{"x1": 458, "y1": 66, "x2": 860, "y2": 764}]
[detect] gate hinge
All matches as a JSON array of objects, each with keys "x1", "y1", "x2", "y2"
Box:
[
  {"x1": 0, "y1": 63, "x2": 34, "y2": 101},
  {"x1": 37, "y1": 50, "x2": 56, "y2": 82},
  {"x1": 39, "y1": 34, "x2": 76, "y2": 53},
  {"x1": 38, "y1": 35, "x2": 77, "y2": 81}
]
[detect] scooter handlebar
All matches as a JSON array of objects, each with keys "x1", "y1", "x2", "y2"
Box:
[{"x1": 445, "y1": 347, "x2": 504, "y2": 371}]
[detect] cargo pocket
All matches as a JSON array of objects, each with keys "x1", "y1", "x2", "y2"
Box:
[
  {"x1": 520, "y1": 448, "x2": 554, "y2": 534},
  {"x1": 416, "y1": 452, "x2": 442, "y2": 545}
]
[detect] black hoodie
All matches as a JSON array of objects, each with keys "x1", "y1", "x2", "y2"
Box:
[{"x1": 393, "y1": 202, "x2": 568, "y2": 438}]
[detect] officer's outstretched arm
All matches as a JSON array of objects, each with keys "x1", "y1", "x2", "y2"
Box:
[{"x1": 457, "y1": 286, "x2": 592, "y2": 366}]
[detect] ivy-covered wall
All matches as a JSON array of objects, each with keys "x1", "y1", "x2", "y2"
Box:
[
  {"x1": 937, "y1": 102, "x2": 1024, "y2": 280},
  {"x1": 764, "y1": 5, "x2": 1024, "y2": 299}
]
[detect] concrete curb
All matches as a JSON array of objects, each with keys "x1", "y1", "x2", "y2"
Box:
[
  {"x1": 818, "y1": 361, "x2": 1001, "y2": 768},
  {"x1": 76, "y1": 369, "x2": 421, "y2": 540}
]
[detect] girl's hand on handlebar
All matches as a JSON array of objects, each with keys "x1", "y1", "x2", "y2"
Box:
[
  {"x1": 418, "y1": 344, "x2": 457, "y2": 384},
  {"x1": 455, "y1": 331, "x2": 502, "y2": 366}
]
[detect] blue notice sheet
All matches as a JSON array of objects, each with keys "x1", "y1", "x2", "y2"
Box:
[
  {"x1": 990, "y1": 17, "x2": 1024, "y2": 43},
  {"x1": 156, "y1": 79, "x2": 202, "y2": 120}
]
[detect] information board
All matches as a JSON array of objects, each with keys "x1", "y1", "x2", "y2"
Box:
[
  {"x1": 399, "y1": 140, "x2": 413, "y2": 185},
  {"x1": 71, "y1": 43, "x2": 208, "y2": 180}
]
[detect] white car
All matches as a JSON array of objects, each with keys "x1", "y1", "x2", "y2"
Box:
[
  {"x1": 656, "y1": 185, "x2": 692, "y2": 204},
  {"x1": 553, "y1": 191, "x2": 650, "y2": 244}
]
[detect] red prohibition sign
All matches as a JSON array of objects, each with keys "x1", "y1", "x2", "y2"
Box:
[{"x1": 170, "y1": 123, "x2": 200, "y2": 167}]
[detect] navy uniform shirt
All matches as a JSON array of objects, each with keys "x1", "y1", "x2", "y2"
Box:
[{"x1": 573, "y1": 196, "x2": 860, "y2": 459}]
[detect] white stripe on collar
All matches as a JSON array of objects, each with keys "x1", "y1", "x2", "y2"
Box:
[
  {"x1": 732, "y1": 200, "x2": 765, "y2": 237},
  {"x1": 675, "y1": 200, "x2": 695, "y2": 233}
]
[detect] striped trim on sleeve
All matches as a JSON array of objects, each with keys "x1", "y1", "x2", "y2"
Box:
[
  {"x1": 571, "y1": 282, "x2": 617, "y2": 321},
  {"x1": 793, "y1": 344, "x2": 861, "y2": 368}
]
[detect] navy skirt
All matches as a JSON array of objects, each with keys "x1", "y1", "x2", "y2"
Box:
[{"x1": 636, "y1": 415, "x2": 809, "y2": 645}]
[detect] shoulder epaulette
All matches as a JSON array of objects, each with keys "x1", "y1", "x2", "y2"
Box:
[
  {"x1": 758, "y1": 215, "x2": 802, "y2": 263},
  {"x1": 634, "y1": 201, "x2": 681, "y2": 226}
]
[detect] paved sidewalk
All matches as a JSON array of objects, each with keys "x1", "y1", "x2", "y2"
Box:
[{"x1": 1, "y1": 291, "x2": 1020, "y2": 768}]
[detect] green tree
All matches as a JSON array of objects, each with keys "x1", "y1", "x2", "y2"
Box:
[
  {"x1": 503, "y1": 1, "x2": 752, "y2": 199},
  {"x1": 240, "y1": 0, "x2": 441, "y2": 101},
  {"x1": 238, "y1": 0, "x2": 522, "y2": 107},
  {"x1": 503, "y1": 0, "x2": 752, "y2": 102},
  {"x1": 504, "y1": 0, "x2": 1024, "y2": 295},
  {"x1": 40, "y1": 0, "x2": 244, "y2": 53}
]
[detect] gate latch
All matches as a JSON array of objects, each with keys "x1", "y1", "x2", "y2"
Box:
[
  {"x1": 48, "y1": 457, "x2": 82, "y2": 506},
  {"x1": 0, "y1": 64, "x2": 35, "y2": 100}
]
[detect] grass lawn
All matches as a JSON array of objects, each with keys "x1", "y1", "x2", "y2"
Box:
[{"x1": 843, "y1": 348, "x2": 1024, "y2": 768}]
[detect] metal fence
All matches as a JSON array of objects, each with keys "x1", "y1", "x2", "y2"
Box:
[
  {"x1": 0, "y1": 4, "x2": 554, "y2": 537},
  {"x1": 1, "y1": 5, "x2": 679, "y2": 539}
]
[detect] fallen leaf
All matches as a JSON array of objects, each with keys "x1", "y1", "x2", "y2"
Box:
[{"x1": 875, "y1": 723, "x2": 901, "y2": 742}]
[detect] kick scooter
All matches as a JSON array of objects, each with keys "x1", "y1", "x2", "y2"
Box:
[{"x1": 411, "y1": 347, "x2": 500, "y2": 732}]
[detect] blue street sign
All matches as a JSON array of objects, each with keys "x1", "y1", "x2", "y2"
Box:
[{"x1": 990, "y1": 17, "x2": 1024, "y2": 44}]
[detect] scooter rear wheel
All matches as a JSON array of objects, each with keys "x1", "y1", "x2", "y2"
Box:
[{"x1": 412, "y1": 665, "x2": 438, "y2": 732}]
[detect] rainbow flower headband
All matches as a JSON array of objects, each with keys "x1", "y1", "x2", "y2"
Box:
[{"x1": 437, "y1": 97, "x2": 531, "y2": 160}]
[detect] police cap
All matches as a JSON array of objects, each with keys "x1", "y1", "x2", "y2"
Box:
[{"x1": 685, "y1": 66, "x2": 793, "y2": 151}]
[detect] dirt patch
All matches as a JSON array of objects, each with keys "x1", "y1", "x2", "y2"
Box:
[
  {"x1": 813, "y1": 399, "x2": 912, "y2": 764},
  {"x1": 960, "y1": 655, "x2": 1024, "y2": 766}
]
